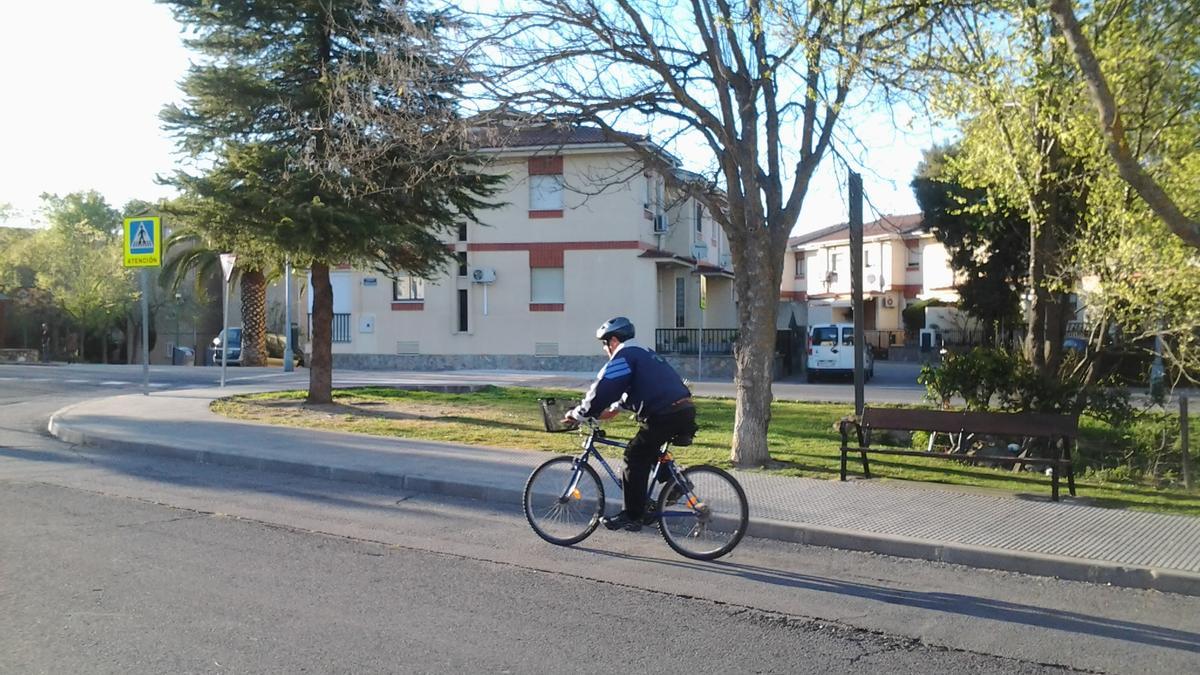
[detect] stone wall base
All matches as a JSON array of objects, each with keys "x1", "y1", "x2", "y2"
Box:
[{"x1": 0, "y1": 349, "x2": 39, "y2": 363}]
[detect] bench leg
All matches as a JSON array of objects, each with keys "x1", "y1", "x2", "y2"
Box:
[
  {"x1": 860, "y1": 451, "x2": 871, "y2": 479},
  {"x1": 840, "y1": 448, "x2": 847, "y2": 481},
  {"x1": 1062, "y1": 441, "x2": 1077, "y2": 497},
  {"x1": 1051, "y1": 465, "x2": 1060, "y2": 502}
]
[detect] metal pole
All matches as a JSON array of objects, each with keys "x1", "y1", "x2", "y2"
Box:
[
  {"x1": 220, "y1": 274, "x2": 229, "y2": 387},
  {"x1": 698, "y1": 294, "x2": 704, "y2": 381},
  {"x1": 1182, "y1": 395, "x2": 1192, "y2": 490},
  {"x1": 698, "y1": 272, "x2": 704, "y2": 381},
  {"x1": 283, "y1": 259, "x2": 294, "y2": 373},
  {"x1": 849, "y1": 172, "x2": 865, "y2": 416},
  {"x1": 140, "y1": 269, "x2": 150, "y2": 395}
]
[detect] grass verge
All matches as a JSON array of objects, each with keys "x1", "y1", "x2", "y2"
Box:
[{"x1": 211, "y1": 385, "x2": 1200, "y2": 516}]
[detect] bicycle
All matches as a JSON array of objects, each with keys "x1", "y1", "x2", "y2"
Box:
[{"x1": 523, "y1": 398, "x2": 749, "y2": 561}]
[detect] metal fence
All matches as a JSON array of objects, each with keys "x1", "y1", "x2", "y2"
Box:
[{"x1": 655, "y1": 328, "x2": 739, "y2": 355}]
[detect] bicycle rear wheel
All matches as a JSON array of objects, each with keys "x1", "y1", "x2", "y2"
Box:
[
  {"x1": 657, "y1": 465, "x2": 748, "y2": 560},
  {"x1": 523, "y1": 456, "x2": 605, "y2": 546}
]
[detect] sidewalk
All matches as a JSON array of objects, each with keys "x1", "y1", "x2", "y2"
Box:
[{"x1": 47, "y1": 383, "x2": 1200, "y2": 597}]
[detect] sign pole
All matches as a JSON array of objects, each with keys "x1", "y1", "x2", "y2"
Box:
[
  {"x1": 218, "y1": 253, "x2": 237, "y2": 388},
  {"x1": 140, "y1": 269, "x2": 150, "y2": 395},
  {"x1": 220, "y1": 276, "x2": 229, "y2": 387},
  {"x1": 123, "y1": 216, "x2": 162, "y2": 394}
]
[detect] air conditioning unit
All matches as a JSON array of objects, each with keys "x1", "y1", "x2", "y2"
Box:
[
  {"x1": 470, "y1": 267, "x2": 496, "y2": 284},
  {"x1": 882, "y1": 296, "x2": 896, "y2": 308},
  {"x1": 866, "y1": 273, "x2": 877, "y2": 285},
  {"x1": 653, "y1": 214, "x2": 669, "y2": 233}
]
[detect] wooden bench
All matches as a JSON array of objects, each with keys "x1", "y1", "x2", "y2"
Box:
[{"x1": 838, "y1": 406, "x2": 1079, "y2": 501}]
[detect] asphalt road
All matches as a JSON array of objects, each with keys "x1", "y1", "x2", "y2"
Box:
[{"x1": 3, "y1": 364, "x2": 1199, "y2": 673}]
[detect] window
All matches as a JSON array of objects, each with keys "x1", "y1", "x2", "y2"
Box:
[
  {"x1": 529, "y1": 156, "x2": 564, "y2": 217},
  {"x1": 907, "y1": 246, "x2": 921, "y2": 269},
  {"x1": 865, "y1": 250, "x2": 873, "y2": 267},
  {"x1": 392, "y1": 274, "x2": 424, "y2": 301},
  {"x1": 794, "y1": 253, "x2": 806, "y2": 278},
  {"x1": 456, "y1": 251, "x2": 467, "y2": 277},
  {"x1": 530, "y1": 267, "x2": 564, "y2": 304},
  {"x1": 841, "y1": 327, "x2": 855, "y2": 346},
  {"x1": 529, "y1": 174, "x2": 563, "y2": 211},
  {"x1": 675, "y1": 277, "x2": 686, "y2": 328},
  {"x1": 695, "y1": 202, "x2": 703, "y2": 236},
  {"x1": 457, "y1": 289, "x2": 469, "y2": 332},
  {"x1": 457, "y1": 223, "x2": 467, "y2": 242},
  {"x1": 831, "y1": 252, "x2": 842, "y2": 271},
  {"x1": 811, "y1": 327, "x2": 838, "y2": 346}
]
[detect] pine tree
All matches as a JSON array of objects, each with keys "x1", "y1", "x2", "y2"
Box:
[{"x1": 160, "y1": 0, "x2": 501, "y2": 401}]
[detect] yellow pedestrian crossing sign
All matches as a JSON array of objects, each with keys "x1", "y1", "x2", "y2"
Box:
[{"x1": 123, "y1": 217, "x2": 162, "y2": 267}]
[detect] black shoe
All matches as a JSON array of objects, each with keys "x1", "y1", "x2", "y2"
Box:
[{"x1": 602, "y1": 511, "x2": 643, "y2": 532}]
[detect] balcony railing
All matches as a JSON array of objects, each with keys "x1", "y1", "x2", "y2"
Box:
[{"x1": 655, "y1": 328, "x2": 738, "y2": 355}]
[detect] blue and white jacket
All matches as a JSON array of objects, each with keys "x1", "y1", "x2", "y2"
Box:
[{"x1": 569, "y1": 339, "x2": 691, "y2": 421}]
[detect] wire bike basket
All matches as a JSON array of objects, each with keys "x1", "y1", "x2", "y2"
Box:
[{"x1": 538, "y1": 397, "x2": 580, "y2": 433}]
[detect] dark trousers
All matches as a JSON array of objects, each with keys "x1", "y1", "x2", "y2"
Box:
[{"x1": 623, "y1": 406, "x2": 697, "y2": 517}]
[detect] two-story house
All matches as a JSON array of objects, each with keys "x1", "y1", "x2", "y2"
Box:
[
  {"x1": 301, "y1": 124, "x2": 739, "y2": 377},
  {"x1": 779, "y1": 214, "x2": 971, "y2": 352}
]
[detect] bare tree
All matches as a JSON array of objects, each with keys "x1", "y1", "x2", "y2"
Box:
[
  {"x1": 1048, "y1": 0, "x2": 1200, "y2": 250},
  {"x1": 472, "y1": 0, "x2": 944, "y2": 465}
]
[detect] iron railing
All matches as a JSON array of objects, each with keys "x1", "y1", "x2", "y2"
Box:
[{"x1": 655, "y1": 328, "x2": 739, "y2": 355}]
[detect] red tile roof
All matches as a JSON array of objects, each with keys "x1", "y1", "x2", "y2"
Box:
[{"x1": 790, "y1": 213, "x2": 925, "y2": 247}]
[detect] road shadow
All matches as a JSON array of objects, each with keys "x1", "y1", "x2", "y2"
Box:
[{"x1": 579, "y1": 545, "x2": 1200, "y2": 654}]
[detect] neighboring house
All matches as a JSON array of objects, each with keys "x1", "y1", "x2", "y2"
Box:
[
  {"x1": 779, "y1": 214, "x2": 972, "y2": 352},
  {"x1": 301, "y1": 123, "x2": 741, "y2": 378}
]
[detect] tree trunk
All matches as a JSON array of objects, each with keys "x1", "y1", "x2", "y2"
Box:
[
  {"x1": 126, "y1": 316, "x2": 135, "y2": 365},
  {"x1": 1024, "y1": 220, "x2": 1048, "y2": 369},
  {"x1": 306, "y1": 262, "x2": 333, "y2": 404},
  {"x1": 240, "y1": 269, "x2": 268, "y2": 367},
  {"x1": 728, "y1": 231, "x2": 785, "y2": 467}
]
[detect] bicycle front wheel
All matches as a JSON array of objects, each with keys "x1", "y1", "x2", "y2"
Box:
[
  {"x1": 523, "y1": 456, "x2": 605, "y2": 546},
  {"x1": 657, "y1": 465, "x2": 748, "y2": 560}
]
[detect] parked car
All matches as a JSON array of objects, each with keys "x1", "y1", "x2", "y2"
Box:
[
  {"x1": 806, "y1": 323, "x2": 874, "y2": 382},
  {"x1": 210, "y1": 327, "x2": 242, "y2": 366}
]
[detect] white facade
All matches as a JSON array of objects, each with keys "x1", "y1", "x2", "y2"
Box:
[
  {"x1": 779, "y1": 215, "x2": 962, "y2": 344},
  {"x1": 300, "y1": 130, "x2": 737, "y2": 370}
]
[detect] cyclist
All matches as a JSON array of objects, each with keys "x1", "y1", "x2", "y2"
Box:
[{"x1": 561, "y1": 316, "x2": 697, "y2": 531}]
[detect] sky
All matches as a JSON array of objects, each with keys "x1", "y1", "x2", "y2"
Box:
[{"x1": 0, "y1": 1, "x2": 945, "y2": 233}]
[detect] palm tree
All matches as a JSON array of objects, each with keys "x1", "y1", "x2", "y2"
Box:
[{"x1": 160, "y1": 227, "x2": 279, "y2": 367}]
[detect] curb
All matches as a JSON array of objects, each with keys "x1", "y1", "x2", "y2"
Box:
[{"x1": 47, "y1": 411, "x2": 1200, "y2": 598}]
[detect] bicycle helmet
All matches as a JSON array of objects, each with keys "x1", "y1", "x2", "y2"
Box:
[{"x1": 596, "y1": 316, "x2": 635, "y2": 342}]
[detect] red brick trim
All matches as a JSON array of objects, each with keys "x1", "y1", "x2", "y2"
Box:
[
  {"x1": 528, "y1": 209, "x2": 564, "y2": 218},
  {"x1": 529, "y1": 247, "x2": 564, "y2": 267},
  {"x1": 779, "y1": 291, "x2": 808, "y2": 301},
  {"x1": 469, "y1": 241, "x2": 648, "y2": 252},
  {"x1": 391, "y1": 302, "x2": 424, "y2": 311},
  {"x1": 528, "y1": 156, "x2": 564, "y2": 175},
  {"x1": 530, "y1": 303, "x2": 564, "y2": 312}
]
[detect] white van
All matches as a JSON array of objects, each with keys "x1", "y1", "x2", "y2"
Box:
[{"x1": 806, "y1": 323, "x2": 874, "y2": 382}]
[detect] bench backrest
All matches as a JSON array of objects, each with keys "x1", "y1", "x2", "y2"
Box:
[{"x1": 861, "y1": 406, "x2": 1078, "y2": 439}]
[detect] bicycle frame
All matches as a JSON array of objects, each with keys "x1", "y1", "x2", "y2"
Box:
[{"x1": 560, "y1": 421, "x2": 691, "y2": 520}]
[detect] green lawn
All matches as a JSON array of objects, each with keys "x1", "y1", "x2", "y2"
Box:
[{"x1": 211, "y1": 385, "x2": 1200, "y2": 516}]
